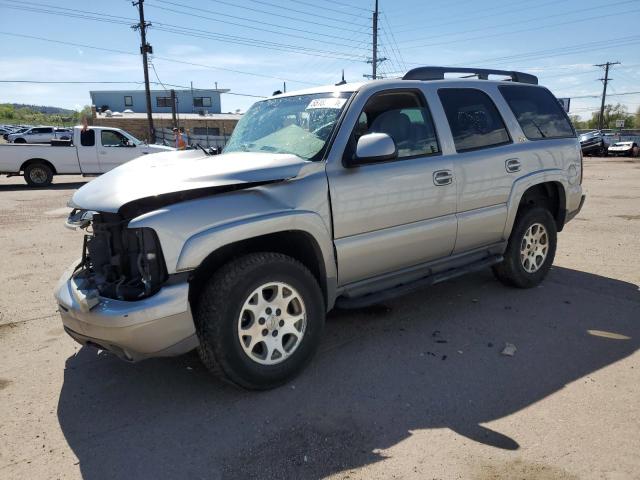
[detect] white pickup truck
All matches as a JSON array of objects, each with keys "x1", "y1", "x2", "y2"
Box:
[{"x1": 0, "y1": 126, "x2": 173, "y2": 186}]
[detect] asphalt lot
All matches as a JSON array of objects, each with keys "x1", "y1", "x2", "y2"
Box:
[{"x1": 0, "y1": 158, "x2": 639, "y2": 480}]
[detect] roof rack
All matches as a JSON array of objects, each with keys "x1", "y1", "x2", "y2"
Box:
[{"x1": 402, "y1": 66, "x2": 538, "y2": 85}]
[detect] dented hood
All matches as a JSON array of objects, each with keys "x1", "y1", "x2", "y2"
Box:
[{"x1": 70, "y1": 150, "x2": 309, "y2": 215}]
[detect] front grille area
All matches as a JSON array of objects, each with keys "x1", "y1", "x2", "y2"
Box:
[{"x1": 76, "y1": 212, "x2": 167, "y2": 300}]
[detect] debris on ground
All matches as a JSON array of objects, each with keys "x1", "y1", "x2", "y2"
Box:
[{"x1": 501, "y1": 343, "x2": 517, "y2": 356}]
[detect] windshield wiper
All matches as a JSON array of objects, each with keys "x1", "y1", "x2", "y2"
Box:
[{"x1": 196, "y1": 143, "x2": 211, "y2": 156}]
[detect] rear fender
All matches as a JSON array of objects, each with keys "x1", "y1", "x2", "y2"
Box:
[{"x1": 503, "y1": 170, "x2": 568, "y2": 238}]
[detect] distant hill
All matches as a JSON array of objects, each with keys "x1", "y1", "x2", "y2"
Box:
[{"x1": 8, "y1": 103, "x2": 76, "y2": 115}]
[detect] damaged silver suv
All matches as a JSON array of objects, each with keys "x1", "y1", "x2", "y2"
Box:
[{"x1": 56, "y1": 67, "x2": 585, "y2": 389}]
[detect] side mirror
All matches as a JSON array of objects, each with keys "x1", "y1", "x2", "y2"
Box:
[{"x1": 347, "y1": 132, "x2": 397, "y2": 167}]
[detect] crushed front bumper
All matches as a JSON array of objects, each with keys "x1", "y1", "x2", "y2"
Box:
[{"x1": 54, "y1": 263, "x2": 198, "y2": 361}]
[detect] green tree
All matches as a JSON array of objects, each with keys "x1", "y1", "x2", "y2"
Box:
[
  {"x1": 588, "y1": 103, "x2": 635, "y2": 129},
  {"x1": 569, "y1": 114, "x2": 587, "y2": 130}
]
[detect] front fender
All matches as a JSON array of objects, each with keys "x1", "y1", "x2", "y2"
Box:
[{"x1": 180, "y1": 209, "x2": 334, "y2": 269}]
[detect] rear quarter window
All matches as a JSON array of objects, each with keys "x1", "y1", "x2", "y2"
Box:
[
  {"x1": 438, "y1": 88, "x2": 511, "y2": 152},
  {"x1": 499, "y1": 85, "x2": 575, "y2": 140}
]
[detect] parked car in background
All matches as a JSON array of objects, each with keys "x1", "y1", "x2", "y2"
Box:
[
  {"x1": 578, "y1": 130, "x2": 609, "y2": 156},
  {"x1": 0, "y1": 126, "x2": 173, "y2": 186},
  {"x1": 54, "y1": 128, "x2": 72, "y2": 140},
  {"x1": 2, "y1": 126, "x2": 25, "y2": 140},
  {"x1": 608, "y1": 141, "x2": 639, "y2": 157},
  {"x1": 6, "y1": 126, "x2": 73, "y2": 144},
  {"x1": 55, "y1": 66, "x2": 585, "y2": 390}
]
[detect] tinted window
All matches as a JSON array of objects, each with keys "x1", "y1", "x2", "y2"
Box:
[
  {"x1": 101, "y1": 130, "x2": 129, "y2": 147},
  {"x1": 193, "y1": 97, "x2": 212, "y2": 107},
  {"x1": 192, "y1": 127, "x2": 220, "y2": 136},
  {"x1": 499, "y1": 86, "x2": 575, "y2": 140},
  {"x1": 355, "y1": 90, "x2": 440, "y2": 159},
  {"x1": 156, "y1": 97, "x2": 171, "y2": 108},
  {"x1": 124, "y1": 95, "x2": 133, "y2": 107},
  {"x1": 438, "y1": 88, "x2": 510, "y2": 152},
  {"x1": 80, "y1": 129, "x2": 95, "y2": 147}
]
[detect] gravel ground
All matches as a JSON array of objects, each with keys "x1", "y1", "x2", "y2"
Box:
[{"x1": 0, "y1": 158, "x2": 639, "y2": 480}]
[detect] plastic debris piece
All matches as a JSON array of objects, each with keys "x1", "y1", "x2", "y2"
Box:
[{"x1": 501, "y1": 343, "x2": 517, "y2": 356}]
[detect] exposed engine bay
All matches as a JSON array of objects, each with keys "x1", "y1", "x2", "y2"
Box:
[{"x1": 68, "y1": 209, "x2": 167, "y2": 301}]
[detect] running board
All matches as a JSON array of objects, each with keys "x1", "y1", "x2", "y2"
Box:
[{"x1": 335, "y1": 255, "x2": 503, "y2": 309}]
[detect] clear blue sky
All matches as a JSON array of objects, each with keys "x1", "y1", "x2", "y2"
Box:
[{"x1": 0, "y1": 0, "x2": 638, "y2": 118}]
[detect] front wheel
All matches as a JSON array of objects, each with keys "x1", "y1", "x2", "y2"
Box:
[
  {"x1": 13, "y1": 138, "x2": 26, "y2": 144},
  {"x1": 493, "y1": 207, "x2": 557, "y2": 288},
  {"x1": 24, "y1": 162, "x2": 53, "y2": 187},
  {"x1": 194, "y1": 252, "x2": 325, "y2": 390}
]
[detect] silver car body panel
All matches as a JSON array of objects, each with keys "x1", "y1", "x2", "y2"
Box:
[
  {"x1": 55, "y1": 77, "x2": 584, "y2": 360},
  {"x1": 69, "y1": 150, "x2": 310, "y2": 213}
]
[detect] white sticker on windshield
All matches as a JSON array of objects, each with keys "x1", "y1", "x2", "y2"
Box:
[{"x1": 306, "y1": 97, "x2": 347, "y2": 110}]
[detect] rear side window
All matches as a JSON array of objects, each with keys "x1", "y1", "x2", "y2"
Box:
[
  {"x1": 438, "y1": 88, "x2": 510, "y2": 152},
  {"x1": 499, "y1": 86, "x2": 575, "y2": 140}
]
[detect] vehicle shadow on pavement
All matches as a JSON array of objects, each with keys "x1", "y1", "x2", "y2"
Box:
[
  {"x1": 56, "y1": 266, "x2": 640, "y2": 480},
  {"x1": 0, "y1": 181, "x2": 87, "y2": 192}
]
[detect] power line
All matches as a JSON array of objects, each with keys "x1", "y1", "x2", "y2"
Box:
[
  {"x1": 284, "y1": 0, "x2": 367, "y2": 18},
  {"x1": 0, "y1": 31, "x2": 320, "y2": 86},
  {"x1": 397, "y1": 3, "x2": 640, "y2": 50},
  {"x1": 1, "y1": 0, "x2": 369, "y2": 61},
  {"x1": 148, "y1": 0, "x2": 367, "y2": 46},
  {"x1": 450, "y1": 36, "x2": 640, "y2": 67},
  {"x1": 316, "y1": 0, "x2": 371, "y2": 12},
  {"x1": 201, "y1": 0, "x2": 371, "y2": 34},
  {"x1": 244, "y1": 0, "x2": 370, "y2": 26}
]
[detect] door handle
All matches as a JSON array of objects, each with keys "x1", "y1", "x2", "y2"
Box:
[
  {"x1": 433, "y1": 169, "x2": 453, "y2": 186},
  {"x1": 505, "y1": 158, "x2": 521, "y2": 173},
  {"x1": 99, "y1": 150, "x2": 107, "y2": 155}
]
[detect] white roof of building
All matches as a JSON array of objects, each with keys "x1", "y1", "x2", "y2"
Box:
[{"x1": 95, "y1": 112, "x2": 243, "y2": 120}]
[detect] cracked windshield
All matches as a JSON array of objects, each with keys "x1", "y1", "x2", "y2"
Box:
[{"x1": 224, "y1": 92, "x2": 352, "y2": 160}]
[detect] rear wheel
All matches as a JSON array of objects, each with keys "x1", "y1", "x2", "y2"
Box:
[
  {"x1": 493, "y1": 207, "x2": 557, "y2": 288},
  {"x1": 194, "y1": 252, "x2": 325, "y2": 390},
  {"x1": 598, "y1": 145, "x2": 607, "y2": 157},
  {"x1": 24, "y1": 162, "x2": 53, "y2": 187}
]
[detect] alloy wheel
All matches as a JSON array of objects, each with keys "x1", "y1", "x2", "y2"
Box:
[
  {"x1": 520, "y1": 222, "x2": 549, "y2": 273},
  {"x1": 237, "y1": 282, "x2": 307, "y2": 365}
]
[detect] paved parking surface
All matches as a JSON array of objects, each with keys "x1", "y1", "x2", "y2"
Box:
[{"x1": 0, "y1": 158, "x2": 639, "y2": 479}]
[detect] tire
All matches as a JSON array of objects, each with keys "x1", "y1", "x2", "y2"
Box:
[
  {"x1": 492, "y1": 207, "x2": 557, "y2": 289},
  {"x1": 24, "y1": 162, "x2": 53, "y2": 187},
  {"x1": 13, "y1": 138, "x2": 26, "y2": 144},
  {"x1": 194, "y1": 252, "x2": 325, "y2": 390}
]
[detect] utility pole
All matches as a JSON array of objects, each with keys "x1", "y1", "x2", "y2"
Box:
[
  {"x1": 372, "y1": 0, "x2": 378, "y2": 80},
  {"x1": 132, "y1": 0, "x2": 154, "y2": 142},
  {"x1": 595, "y1": 61, "x2": 620, "y2": 130},
  {"x1": 363, "y1": 0, "x2": 387, "y2": 80}
]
